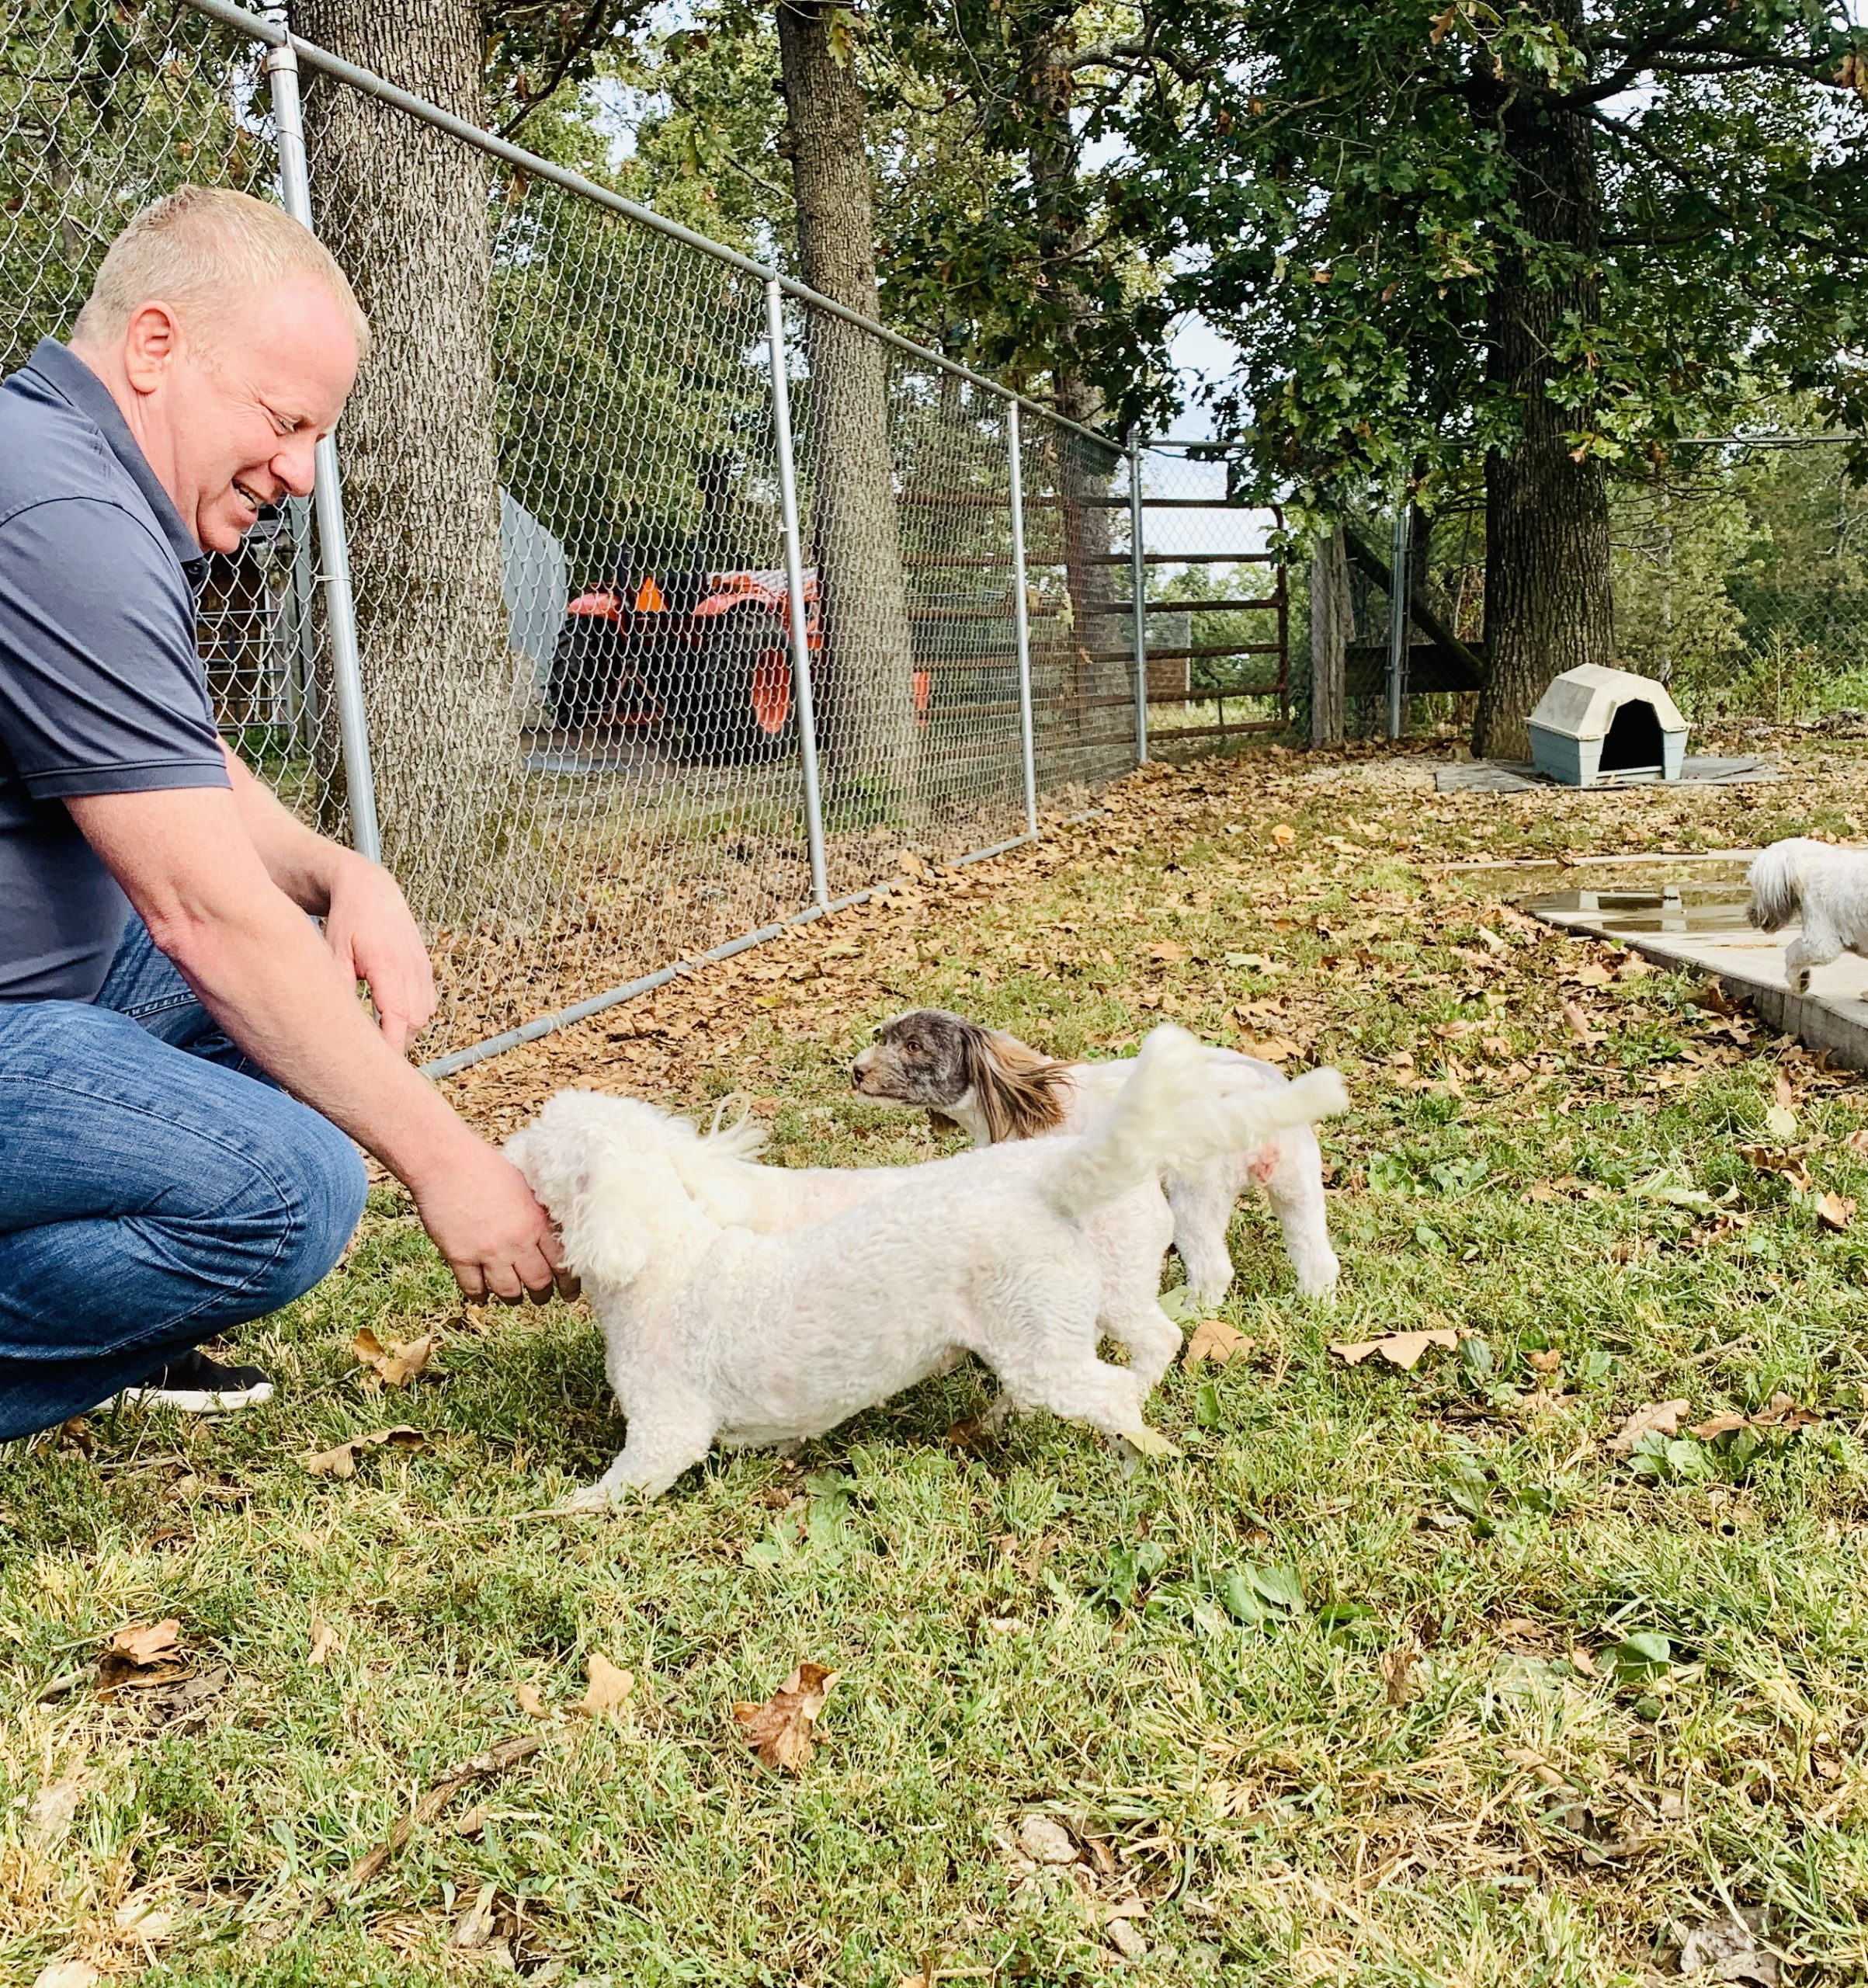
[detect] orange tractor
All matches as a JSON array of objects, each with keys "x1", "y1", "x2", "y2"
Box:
[{"x1": 550, "y1": 550, "x2": 937, "y2": 763}]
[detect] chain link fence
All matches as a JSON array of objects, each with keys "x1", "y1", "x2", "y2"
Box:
[{"x1": 4, "y1": 0, "x2": 1212, "y2": 1073}]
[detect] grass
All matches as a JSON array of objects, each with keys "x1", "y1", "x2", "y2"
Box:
[{"x1": 8, "y1": 732, "x2": 1868, "y2": 1986}]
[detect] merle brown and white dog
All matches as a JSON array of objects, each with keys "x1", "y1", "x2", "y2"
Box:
[{"x1": 851, "y1": 1010, "x2": 1339, "y2": 1302}]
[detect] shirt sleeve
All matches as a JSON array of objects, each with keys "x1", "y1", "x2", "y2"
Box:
[{"x1": 0, "y1": 495, "x2": 231, "y2": 800}]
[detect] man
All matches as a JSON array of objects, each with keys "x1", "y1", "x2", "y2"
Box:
[{"x1": 0, "y1": 186, "x2": 574, "y2": 1442}]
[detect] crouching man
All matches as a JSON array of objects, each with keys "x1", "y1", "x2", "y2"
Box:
[{"x1": 0, "y1": 186, "x2": 573, "y2": 1441}]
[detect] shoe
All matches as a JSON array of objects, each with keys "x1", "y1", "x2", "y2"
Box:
[{"x1": 114, "y1": 1347, "x2": 275, "y2": 1413}]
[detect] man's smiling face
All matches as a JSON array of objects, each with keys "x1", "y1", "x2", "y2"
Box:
[{"x1": 166, "y1": 273, "x2": 358, "y2": 554}]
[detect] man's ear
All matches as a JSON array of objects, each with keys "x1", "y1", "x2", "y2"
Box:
[{"x1": 120, "y1": 299, "x2": 184, "y2": 396}]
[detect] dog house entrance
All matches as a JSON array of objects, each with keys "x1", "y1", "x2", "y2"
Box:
[{"x1": 1599, "y1": 697, "x2": 1665, "y2": 774}]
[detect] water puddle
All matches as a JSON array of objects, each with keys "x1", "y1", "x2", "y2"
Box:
[{"x1": 1525, "y1": 887, "x2": 1755, "y2": 937}]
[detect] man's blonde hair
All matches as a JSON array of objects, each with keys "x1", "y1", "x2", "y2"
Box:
[{"x1": 73, "y1": 184, "x2": 370, "y2": 360}]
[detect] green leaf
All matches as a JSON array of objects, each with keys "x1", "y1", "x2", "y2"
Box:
[
  {"x1": 1158, "y1": 1286, "x2": 1201, "y2": 1322},
  {"x1": 1607, "y1": 1631, "x2": 1672, "y2": 1681},
  {"x1": 1245, "y1": 1563, "x2": 1306, "y2": 1613},
  {"x1": 1122, "y1": 1426, "x2": 1182, "y2": 1460}
]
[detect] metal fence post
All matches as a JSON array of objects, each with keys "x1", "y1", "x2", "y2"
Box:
[
  {"x1": 1006, "y1": 400, "x2": 1039, "y2": 838},
  {"x1": 1128, "y1": 431, "x2": 1149, "y2": 763},
  {"x1": 262, "y1": 20, "x2": 382, "y2": 861},
  {"x1": 1386, "y1": 502, "x2": 1412, "y2": 742},
  {"x1": 764, "y1": 279, "x2": 829, "y2": 909}
]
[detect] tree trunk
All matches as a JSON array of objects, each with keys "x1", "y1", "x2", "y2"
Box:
[
  {"x1": 1024, "y1": 36, "x2": 1120, "y2": 727},
  {"x1": 291, "y1": 0, "x2": 528, "y2": 918},
  {"x1": 1470, "y1": 9, "x2": 1616, "y2": 761},
  {"x1": 775, "y1": 0, "x2": 918, "y2": 819},
  {"x1": 1310, "y1": 527, "x2": 1349, "y2": 746}
]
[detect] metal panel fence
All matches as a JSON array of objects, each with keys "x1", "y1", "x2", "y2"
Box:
[{"x1": 0, "y1": 0, "x2": 1282, "y2": 1073}]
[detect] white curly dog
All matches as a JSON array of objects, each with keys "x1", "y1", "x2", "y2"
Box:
[
  {"x1": 509, "y1": 1025, "x2": 1349, "y2": 1504},
  {"x1": 1747, "y1": 837, "x2": 1868, "y2": 993}
]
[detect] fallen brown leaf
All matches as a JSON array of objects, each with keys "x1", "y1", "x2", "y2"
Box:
[
  {"x1": 1609, "y1": 1399, "x2": 1690, "y2": 1454},
  {"x1": 1818, "y1": 1191, "x2": 1856, "y2": 1233},
  {"x1": 1330, "y1": 1329, "x2": 1460, "y2": 1371},
  {"x1": 515, "y1": 1682, "x2": 551, "y2": 1719},
  {"x1": 571, "y1": 1652, "x2": 634, "y2": 1715},
  {"x1": 1692, "y1": 1413, "x2": 1751, "y2": 1440},
  {"x1": 25, "y1": 1781, "x2": 83, "y2": 1848},
  {"x1": 1270, "y1": 823, "x2": 1296, "y2": 848},
  {"x1": 307, "y1": 1618, "x2": 340, "y2": 1668},
  {"x1": 1182, "y1": 1317, "x2": 1248, "y2": 1368},
  {"x1": 303, "y1": 1427, "x2": 428, "y2": 1478},
  {"x1": 105, "y1": 1620, "x2": 181, "y2": 1667},
  {"x1": 1382, "y1": 1646, "x2": 1416, "y2": 1706},
  {"x1": 1526, "y1": 1348, "x2": 1563, "y2": 1377},
  {"x1": 31, "y1": 1963, "x2": 101, "y2": 1988},
  {"x1": 453, "y1": 1880, "x2": 499, "y2": 1950},
  {"x1": 1562, "y1": 999, "x2": 1606, "y2": 1045},
  {"x1": 351, "y1": 1328, "x2": 435, "y2": 1388},
  {"x1": 733, "y1": 1661, "x2": 837, "y2": 1772}
]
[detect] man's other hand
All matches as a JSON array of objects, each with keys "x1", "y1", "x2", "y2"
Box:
[
  {"x1": 324, "y1": 853, "x2": 436, "y2": 1055},
  {"x1": 412, "y1": 1138, "x2": 579, "y2": 1305}
]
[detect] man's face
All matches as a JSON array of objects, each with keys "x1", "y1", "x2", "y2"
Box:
[{"x1": 135, "y1": 275, "x2": 359, "y2": 554}]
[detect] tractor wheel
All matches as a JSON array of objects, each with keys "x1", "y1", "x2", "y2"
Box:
[
  {"x1": 675, "y1": 605, "x2": 796, "y2": 763},
  {"x1": 547, "y1": 613, "x2": 624, "y2": 728}
]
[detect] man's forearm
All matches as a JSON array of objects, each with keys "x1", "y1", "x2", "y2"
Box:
[
  {"x1": 220, "y1": 744, "x2": 350, "y2": 912},
  {"x1": 154, "y1": 881, "x2": 468, "y2": 1187}
]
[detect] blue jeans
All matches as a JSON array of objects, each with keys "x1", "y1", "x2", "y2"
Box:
[{"x1": 0, "y1": 918, "x2": 366, "y2": 1439}]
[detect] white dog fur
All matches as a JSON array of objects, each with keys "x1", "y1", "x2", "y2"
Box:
[
  {"x1": 1747, "y1": 837, "x2": 1868, "y2": 993},
  {"x1": 851, "y1": 1010, "x2": 1339, "y2": 1303},
  {"x1": 509, "y1": 1025, "x2": 1349, "y2": 1503}
]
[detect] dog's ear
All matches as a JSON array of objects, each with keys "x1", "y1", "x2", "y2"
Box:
[{"x1": 960, "y1": 1024, "x2": 1073, "y2": 1142}]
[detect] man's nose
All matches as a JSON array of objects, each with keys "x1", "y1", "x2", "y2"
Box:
[{"x1": 273, "y1": 437, "x2": 318, "y2": 499}]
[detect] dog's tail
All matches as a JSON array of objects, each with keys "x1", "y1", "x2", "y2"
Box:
[
  {"x1": 1747, "y1": 839, "x2": 1808, "y2": 932},
  {"x1": 1036, "y1": 1023, "x2": 1349, "y2": 1219}
]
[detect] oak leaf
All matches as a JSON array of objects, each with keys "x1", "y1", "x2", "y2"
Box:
[
  {"x1": 1818, "y1": 1191, "x2": 1855, "y2": 1234},
  {"x1": 304, "y1": 1427, "x2": 428, "y2": 1478},
  {"x1": 733, "y1": 1661, "x2": 837, "y2": 1771},
  {"x1": 571, "y1": 1652, "x2": 634, "y2": 1715},
  {"x1": 1609, "y1": 1399, "x2": 1689, "y2": 1454},
  {"x1": 351, "y1": 1328, "x2": 434, "y2": 1388},
  {"x1": 106, "y1": 1620, "x2": 180, "y2": 1667},
  {"x1": 1182, "y1": 1317, "x2": 1247, "y2": 1368},
  {"x1": 1329, "y1": 1329, "x2": 1459, "y2": 1371}
]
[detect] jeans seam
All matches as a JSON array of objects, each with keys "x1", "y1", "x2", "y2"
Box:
[{"x1": 119, "y1": 991, "x2": 199, "y2": 1023}]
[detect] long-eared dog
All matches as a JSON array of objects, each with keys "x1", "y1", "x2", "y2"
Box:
[
  {"x1": 509, "y1": 1026, "x2": 1349, "y2": 1503},
  {"x1": 851, "y1": 1010, "x2": 1339, "y2": 1302},
  {"x1": 1747, "y1": 837, "x2": 1868, "y2": 993}
]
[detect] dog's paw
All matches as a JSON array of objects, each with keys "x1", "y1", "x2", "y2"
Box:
[
  {"x1": 558, "y1": 1482, "x2": 620, "y2": 1515},
  {"x1": 1791, "y1": 968, "x2": 1813, "y2": 995}
]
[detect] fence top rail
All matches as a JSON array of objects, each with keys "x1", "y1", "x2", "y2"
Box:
[{"x1": 182, "y1": 0, "x2": 1113, "y2": 454}]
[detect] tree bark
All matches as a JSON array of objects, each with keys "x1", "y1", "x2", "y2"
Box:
[
  {"x1": 1023, "y1": 33, "x2": 1120, "y2": 721},
  {"x1": 1470, "y1": 8, "x2": 1616, "y2": 761},
  {"x1": 291, "y1": 0, "x2": 528, "y2": 917},
  {"x1": 775, "y1": 0, "x2": 918, "y2": 817},
  {"x1": 1309, "y1": 527, "x2": 1349, "y2": 746}
]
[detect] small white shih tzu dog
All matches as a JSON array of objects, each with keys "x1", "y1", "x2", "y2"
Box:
[
  {"x1": 509, "y1": 1026, "x2": 1349, "y2": 1503},
  {"x1": 1747, "y1": 837, "x2": 1868, "y2": 993},
  {"x1": 852, "y1": 1010, "x2": 1339, "y2": 1302}
]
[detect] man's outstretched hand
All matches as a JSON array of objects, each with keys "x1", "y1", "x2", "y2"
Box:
[
  {"x1": 412, "y1": 1137, "x2": 579, "y2": 1305},
  {"x1": 324, "y1": 853, "x2": 436, "y2": 1055}
]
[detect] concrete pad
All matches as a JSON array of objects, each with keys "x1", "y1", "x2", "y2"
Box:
[
  {"x1": 1529, "y1": 887, "x2": 1868, "y2": 1071},
  {"x1": 1434, "y1": 755, "x2": 1776, "y2": 794}
]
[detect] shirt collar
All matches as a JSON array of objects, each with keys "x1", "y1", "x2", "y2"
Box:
[{"x1": 24, "y1": 339, "x2": 207, "y2": 579}]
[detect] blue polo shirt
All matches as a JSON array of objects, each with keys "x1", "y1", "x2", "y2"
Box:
[{"x1": 0, "y1": 339, "x2": 230, "y2": 1001}]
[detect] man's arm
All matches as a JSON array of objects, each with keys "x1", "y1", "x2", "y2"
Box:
[
  {"x1": 219, "y1": 744, "x2": 436, "y2": 1054},
  {"x1": 66, "y1": 783, "x2": 571, "y2": 1305}
]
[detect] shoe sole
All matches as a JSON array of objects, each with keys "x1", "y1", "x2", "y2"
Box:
[{"x1": 111, "y1": 1380, "x2": 275, "y2": 1413}]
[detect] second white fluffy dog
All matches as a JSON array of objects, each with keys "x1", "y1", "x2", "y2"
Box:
[
  {"x1": 1748, "y1": 836, "x2": 1868, "y2": 993},
  {"x1": 509, "y1": 1025, "x2": 1348, "y2": 1503}
]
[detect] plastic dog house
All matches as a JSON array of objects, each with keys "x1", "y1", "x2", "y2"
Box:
[{"x1": 1526, "y1": 665, "x2": 1689, "y2": 787}]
